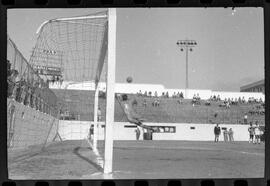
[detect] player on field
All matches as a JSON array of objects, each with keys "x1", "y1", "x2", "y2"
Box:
[
  {"x1": 88, "y1": 125, "x2": 94, "y2": 141},
  {"x1": 254, "y1": 123, "x2": 261, "y2": 144},
  {"x1": 121, "y1": 94, "x2": 155, "y2": 132},
  {"x1": 214, "y1": 124, "x2": 221, "y2": 142},
  {"x1": 248, "y1": 122, "x2": 254, "y2": 143}
]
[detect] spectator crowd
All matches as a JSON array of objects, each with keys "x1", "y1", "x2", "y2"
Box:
[{"x1": 7, "y1": 60, "x2": 59, "y2": 117}]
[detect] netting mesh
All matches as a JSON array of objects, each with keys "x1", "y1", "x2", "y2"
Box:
[
  {"x1": 7, "y1": 36, "x2": 59, "y2": 153},
  {"x1": 29, "y1": 11, "x2": 108, "y2": 83},
  {"x1": 27, "y1": 10, "x2": 110, "y2": 168}
]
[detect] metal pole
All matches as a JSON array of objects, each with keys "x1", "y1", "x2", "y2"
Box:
[
  {"x1": 103, "y1": 8, "x2": 116, "y2": 174},
  {"x1": 93, "y1": 86, "x2": 99, "y2": 153},
  {"x1": 185, "y1": 46, "x2": 189, "y2": 98}
]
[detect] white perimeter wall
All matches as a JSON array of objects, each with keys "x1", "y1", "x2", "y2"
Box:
[{"x1": 59, "y1": 121, "x2": 250, "y2": 141}]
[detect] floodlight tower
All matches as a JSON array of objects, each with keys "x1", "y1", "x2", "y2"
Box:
[{"x1": 176, "y1": 39, "x2": 197, "y2": 98}]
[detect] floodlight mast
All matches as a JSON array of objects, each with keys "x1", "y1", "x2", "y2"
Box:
[{"x1": 176, "y1": 39, "x2": 197, "y2": 99}]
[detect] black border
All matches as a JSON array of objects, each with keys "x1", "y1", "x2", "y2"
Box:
[{"x1": 0, "y1": 0, "x2": 269, "y2": 186}]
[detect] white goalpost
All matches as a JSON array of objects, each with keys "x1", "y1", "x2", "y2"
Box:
[
  {"x1": 29, "y1": 8, "x2": 117, "y2": 174},
  {"x1": 103, "y1": 8, "x2": 116, "y2": 174}
]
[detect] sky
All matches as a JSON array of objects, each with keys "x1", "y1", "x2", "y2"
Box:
[{"x1": 7, "y1": 8, "x2": 264, "y2": 91}]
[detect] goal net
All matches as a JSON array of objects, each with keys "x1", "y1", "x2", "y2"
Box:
[
  {"x1": 29, "y1": 9, "x2": 116, "y2": 173},
  {"x1": 7, "y1": 36, "x2": 60, "y2": 153}
]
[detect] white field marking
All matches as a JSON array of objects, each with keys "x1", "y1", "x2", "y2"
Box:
[{"x1": 115, "y1": 145, "x2": 264, "y2": 156}]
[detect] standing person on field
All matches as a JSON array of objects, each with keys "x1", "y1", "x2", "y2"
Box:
[
  {"x1": 248, "y1": 122, "x2": 255, "y2": 143},
  {"x1": 89, "y1": 125, "x2": 94, "y2": 141},
  {"x1": 214, "y1": 124, "x2": 221, "y2": 142},
  {"x1": 254, "y1": 123, "x2": 261, "y2": 144},
  {"x1": 223, "y1": 128, "x2": 228, "y2": 142},
  {"x1": 135, "y1": 126, "x2": 141, "y2": 140},
  {"x1": 228, "y1": 128, "x2": 234, "y2": 142},
  {"x1": 97, "y1": 107, "x2": 102, "y2": 121}
]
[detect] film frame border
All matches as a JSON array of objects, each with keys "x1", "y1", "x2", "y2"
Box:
[{"x1": 0, "y1": 0, "x2": 269, "y2": 186}]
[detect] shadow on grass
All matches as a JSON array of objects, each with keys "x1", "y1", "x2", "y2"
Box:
[
  {"x1": 73, "y1": 146, "x2": 103, "y2": 172},
  {"x1": 8, "y1": 145, "x2": 45, "y2": 163}
]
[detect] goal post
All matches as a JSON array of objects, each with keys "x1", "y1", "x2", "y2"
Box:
[
  {"x1": 29, "y1": 8, "x2": 117, "y2": 174},
  {"x1": 104, "y1": 8, "x2": 116, "y2": 174},
  {"x1": 93, "y1": 85, "x2": 99, "y2": 153}
]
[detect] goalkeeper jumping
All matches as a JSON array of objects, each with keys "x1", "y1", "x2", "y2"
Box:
[{"x1": 120, "y1": 94, "x2": 155, "y2": 132}]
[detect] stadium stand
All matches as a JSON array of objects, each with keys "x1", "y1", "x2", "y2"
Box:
[{"x1": 52, "y1": 89, "x2": 265, "y2": 124}]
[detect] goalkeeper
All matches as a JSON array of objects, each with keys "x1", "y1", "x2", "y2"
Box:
[{"x1": 120, "y1": 94, "x2": 155, "y2": 132}]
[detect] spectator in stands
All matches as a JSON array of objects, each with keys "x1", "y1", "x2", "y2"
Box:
[
  {"x1": 225, "y1": 101, "x2": 230, "y2": 109},
  {"x1": 143, "y1": 99, "x2": 147, "y2": 107},
  {"x1": 242, "y1": 97, "x2": 246, "y2": 103},
  {"x1": 155, "y1": 99, "x2": 160, "y2": 107},
  {"x1": 166, "y1": 91, "x2": 169, "y2": 98},
  {"x1": 148, "y1": 91, "x2": 152, "y2": 97},
  {"x1": 19, "y1": 78, "x2": 28, "y2": 104},
  {"x1": 157, "y1": 98, "x2": 160, "y2": 106},
  {"x1": 177, "y1": 99, "x2": 183, "y2": 104},
  {"x1": 24, "y1": 85, "x2": 31, "y2": 106},
  {"x1": 180, "y1": 92, "x2": 184, "y2": 99},
  {"x1": 248, "y1": 122, "x2": 254, "y2": 143},
  {"x1": 228, "y1": 128, "x2": 234, "y2": 142},
  {"x1": 205, "y1": 99, "x2": 211, "y2": 106},
  {"x1": 214, "y1": 124, "x2": 221, "y2": 142},
  {"x1": 243, "y1": 113, "x2": 248, "y2": 124},
  {"x1": 238, "y1": 97, "x2": 242, "y2": 104},
  {"x1": 154, "y1": 91, "x2": 158, "y2": 97},
  {"x1": 144, "y1": 91, "x2": 147, "y2": 97},
  {"x1": 196, "y1": 93, "x2": 200, "y2": 101},
  {"x1": 217, "y1": 95, "x2": 221, "y2": 101},
  {"x1": 152, "y1": 99, "x2": 157, "y2": 107},
  {"x1": 234, "y1": 98, "x2": 238, "y2": 105},
  {"x1": 223, "y1": 128, "x2": 228, "y2": 142},
  {"x1": 224, "y1": 98, "x2": 227, "y2": 104},
  {"x1": 132, "y1": 99, "x2": 138, "y2": 107},
  {"x1": 29, "y1": 87, "x2": 35, "y2": 108},
  {"x1": 8, "y1": 69, "x2": 19, "y2": 99}
]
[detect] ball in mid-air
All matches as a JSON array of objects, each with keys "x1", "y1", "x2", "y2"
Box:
[{"x1": 126, "y1": 76, "x2": 133, "y2": 83}]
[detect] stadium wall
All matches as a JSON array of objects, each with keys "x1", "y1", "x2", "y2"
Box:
[
  {"x1": 58, "y1": 121, "x2": 251, "y2": 141},
  {"x1": 7, "y1": 99, "x2": 59, "y2": 149}
]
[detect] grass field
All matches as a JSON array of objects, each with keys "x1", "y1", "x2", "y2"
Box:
[{"x1": 8, "y1": 140, "x2": 264, "y2": 179}]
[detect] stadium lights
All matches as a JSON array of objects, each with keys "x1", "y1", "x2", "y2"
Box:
[{"x1": 176, "y1": 39, "x2": 197, "y2": 98}]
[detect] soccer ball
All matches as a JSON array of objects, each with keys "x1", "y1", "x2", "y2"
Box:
[{"x1": 126, "y1": 76, "x2": 133, "y2": 83}]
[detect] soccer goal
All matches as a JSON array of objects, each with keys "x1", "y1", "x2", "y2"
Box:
[{"x1": 29, "y1": 9, "x2": 116, "y2": 174}]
